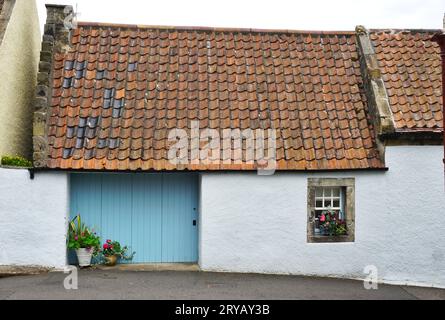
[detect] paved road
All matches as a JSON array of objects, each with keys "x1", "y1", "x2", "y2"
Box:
[{"x1": 0, "y1": 270, "x2": 444, "y2": 300}]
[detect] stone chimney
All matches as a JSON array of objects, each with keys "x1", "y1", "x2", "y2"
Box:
[{"x1": 33, "y1": 4, "x2": 73, "y2": 168}]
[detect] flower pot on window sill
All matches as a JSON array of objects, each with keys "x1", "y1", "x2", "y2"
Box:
[
  {"x1": 75, "y1": 248, "x2": 94, "y2": 267},
  {"x1": 319, "y1": 226, "x2": 331, "y2": 236},
  {"x1": 104, "y1": 254, "x2": 118, "y2": 266}
]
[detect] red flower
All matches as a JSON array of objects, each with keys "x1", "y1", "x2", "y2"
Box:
[
  {"x1": 103, "y1": 244, "x2": 108, "y2": 249},
  {"x1": 106, "y1": 239, "x2": 111, "y2": 243}
]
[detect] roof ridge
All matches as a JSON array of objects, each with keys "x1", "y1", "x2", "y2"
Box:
[
  {"x1": 369, "y1": 28, "x2": 441, "y2": 34},
  {"x1": 76, "y1": 21, "x2": 356, "y2": 35}
]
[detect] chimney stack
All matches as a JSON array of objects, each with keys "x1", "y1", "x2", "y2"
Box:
[
  {"x1": 44, "y1": 4, "x2": 73, "y2": 50},
  {"x1": 33, "y1": 4, "x2": 74, "y2": 168}
]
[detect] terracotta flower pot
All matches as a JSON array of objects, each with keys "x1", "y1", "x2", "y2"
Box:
[{"x1": 104, "y1": 254, "x2": 118, "y2": 266}]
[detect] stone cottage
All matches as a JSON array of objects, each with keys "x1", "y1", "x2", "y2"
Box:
[{"x1": 0, "y1": 4, "x2": 444, "y2": 288}]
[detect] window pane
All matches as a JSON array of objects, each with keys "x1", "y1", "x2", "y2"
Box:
[
  {"x1": 324, "y1": 199, "x2": 332, "y2": 208},
  {"x1": 333, "y1": 199, "x2": 340, "y2": 208},
  {"x1": 316, "y1": 200, "x2": 323, "y2": 208},
  {"x1": 315, "y1": 188, "x2": 322, "y2": 197},
  {"x1": 333, "y1": 187, "x2": 340, "y2": 197},
  {"x1": 324, "y1": 188, "x2": 331, "y2": 197}
]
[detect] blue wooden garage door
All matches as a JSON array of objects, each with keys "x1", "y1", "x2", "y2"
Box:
[{"x1": 70, "y1": 173, "x2": 199, "y2": 263}]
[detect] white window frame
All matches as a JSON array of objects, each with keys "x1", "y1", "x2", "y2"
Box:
[{"x1": 314, "y1": 187, "x2": 345, "y2": 220}]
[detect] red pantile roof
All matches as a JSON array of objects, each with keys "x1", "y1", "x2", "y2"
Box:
[
  {"x1": 46, "y1": 24, "x2": 386, "y2": 171},
  {"x1": 370, "y1": 29, "x2": 443, "y2": 132}
]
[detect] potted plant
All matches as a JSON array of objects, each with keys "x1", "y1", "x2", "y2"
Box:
[
  {"x1": 101, "y1": 239, "x2": 135, "y2": 266},
  {"x1": 67, "y1": 215, "x2": 100, "y2": 267},
  {"x1": 319, "y1": 208, "x2": 347, "y2": 236}
]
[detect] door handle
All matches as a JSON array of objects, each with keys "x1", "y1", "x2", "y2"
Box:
[{"x1": 193, "y1": 220, "x2": 196, "y2": 226}]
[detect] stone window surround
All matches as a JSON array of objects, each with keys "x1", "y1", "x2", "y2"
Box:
[{"x1": 307, "y1": 178, "x2": 355, "y2": 243}]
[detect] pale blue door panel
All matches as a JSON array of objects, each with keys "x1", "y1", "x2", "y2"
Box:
[
  {"x1": 100, "y1": 174, "x2": 133, "y2": 263},
  {"x1": 70, "y1": 173, "x2": 102, "y2": 234},
  {"x1": 162, "y1": 174, "x2": 198, "y2": 262},
  {"x1": 132, "y1": 174, "x2": 163, "y2": 263},
  {"x1": 70, "y1": 173, "x2": 198, "y2": 263},
  {"x1": 69, "y1": 174, "x2": 102, "y2": 264}
]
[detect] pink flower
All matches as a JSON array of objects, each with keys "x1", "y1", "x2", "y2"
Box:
[
  {"x1": 74, "y1": 236, "x2": 78, "y2": 240},
  {"x1": 103, "y1": 244, "x2": 108, "y2": 249},
  {"x1": 320, "y1": 214, "x2": 325, "y2": 222},
  {"x1": 106, "y1": 239, "x2": 111, "y2": 243}
]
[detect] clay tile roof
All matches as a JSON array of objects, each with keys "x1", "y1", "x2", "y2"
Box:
[
  {"x1": 46, "y1": 23, "x2": 385, "y2": 171},
  {"x1": 370, "y1": 29, "x2": 443, "y2": 132}
]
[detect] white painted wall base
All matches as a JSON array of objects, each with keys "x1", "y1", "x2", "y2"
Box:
[
  {"x1": 0, "y1": 168, "x2": 69, "y2": 268},
  {"x1": 199, "y1": 146, "x2": 445, "y2": 288}
]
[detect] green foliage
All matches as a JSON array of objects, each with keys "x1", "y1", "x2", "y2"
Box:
[
  {"x1": 319, "y1": 209, "x2": 348, "y2": 236},
  {"x1": 67, "y1": 215, "x2": 100, "y2": 253},
  {"x1": 1, "y1": 155, "x2": 32, "y2": 167},
  {"x1": 334, "y1": 224, "x2": 347, "y2": 236}
]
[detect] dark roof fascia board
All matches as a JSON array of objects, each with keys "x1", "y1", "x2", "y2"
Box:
[
  {"x1": 380, "y1": 131, "x2": 444, "y2": 145},
  {"x1": 29, "y1": 167, "x2": 389, "y2": 174}
]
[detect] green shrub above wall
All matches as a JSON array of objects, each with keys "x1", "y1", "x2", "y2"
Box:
[{"x1": 0, "y1": 155, "x2": 33, "y2": 168}]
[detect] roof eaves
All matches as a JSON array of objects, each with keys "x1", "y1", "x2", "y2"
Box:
[
  {"x1": 381, "y1": 128, "x2": 443, "y2": 146},
  {"x1": 31, "y1": 167, "x2": 390, "y2": 174}
]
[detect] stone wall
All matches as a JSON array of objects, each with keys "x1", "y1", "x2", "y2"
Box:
[{"x1": 33, "y1": 4, "x2": 73, "y2": 167}]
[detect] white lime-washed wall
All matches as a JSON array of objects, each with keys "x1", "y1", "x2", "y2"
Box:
[
  {"x1": 0, "y1": 0, "x2": 41, "y2": 158},
  {"x1": 1, "y1": 145, "x2": 444, "y2": 286},
  {"x1": 199, "y1": 146, "x2": 445, "y2": 288},
  {"x1": 0, "y1": 168, "x2": 69, "y2": 268}
]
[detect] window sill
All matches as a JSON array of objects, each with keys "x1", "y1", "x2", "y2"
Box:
[{"x1": 308, "y1": 235, "x2": 354, "y2": 243}]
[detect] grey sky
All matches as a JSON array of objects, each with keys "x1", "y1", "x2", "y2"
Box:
[{"x1": 37, "y1": 0, "x2": 444, "y2": 34}]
